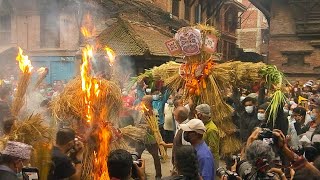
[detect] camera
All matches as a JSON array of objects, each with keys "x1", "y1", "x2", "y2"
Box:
[
  {"x1": 131, "y1": 152, "x2": 142, "y2": 179},
  {"x1": 258, "y1": 128, "x2": 275, "y2": 145},
  {"x1": 225, "y1": 154, "x2": 241, "y2": 170},
  {"x1": 236, "y1": 160, "x2": 276, "y2": 180},
  {"x1": 217, "y1": 167, "x2": 240, "y2": 180}
]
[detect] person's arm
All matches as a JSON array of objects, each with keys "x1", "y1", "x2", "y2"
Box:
[
  {"x1": 269, "y1": 168, "x2": 287, "y2": 180},
  {"x1": 160, "y1": 141, "x2": 173, "y2": 148}
]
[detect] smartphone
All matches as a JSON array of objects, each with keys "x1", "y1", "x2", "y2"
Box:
[{"x1": 22, "y1": 167, "x2": 39, "y2": 180}]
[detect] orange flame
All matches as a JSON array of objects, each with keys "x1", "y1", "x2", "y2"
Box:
[
  {"x1": 81, "y1": 45, "x2": 94, "y2": 123},
  {"x1": 94, "y1": 125, "x2": 111, "y2": 180},
  {"x1": 81, "y1": 14, "x2": 96, "y2": 38},
  {"x1": 16, "y1": 47, "x2": 33, "y2": 73},
  {"x1": 104, "y1": 47, "x2": 116, "y2": 66}
]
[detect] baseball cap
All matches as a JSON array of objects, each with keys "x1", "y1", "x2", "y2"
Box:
[
  {"x1": 195, "y1": 104, "x2": 211, "y2": 117},
  {"x1": 179, "y1": 119, "x2": 206, "y2": 134}
]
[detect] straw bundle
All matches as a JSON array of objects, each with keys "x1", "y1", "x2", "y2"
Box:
[
  {"x1": 11, "y1": 72, "x2": 32, "y2": 116},
  {"x1": 220, "y1": 135, "x2": 242, "y2": 156},
  {"x1": 120, "y1": 125, "x2": 147, "y2": 142},
  {"x1": 51, "y1": 77, "x2": 122, "y2": 123},
  {"x1": 3, "y1": 114, "x2": 54, "y2": 179},
  {"x1": 7, "y1": 114, "x2": 54, "y2": 145},
  {"x1": 34, "y1": 68, "x2": 49, "y2": 90},
  {"x1": 30, "y1": 143, "x2": 52, "y2": 180},
  {"x1": 145, "y1": 113, "x2": 168, "y2": 159}
]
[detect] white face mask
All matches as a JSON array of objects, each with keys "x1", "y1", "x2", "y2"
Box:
[
  {"x1": 245, "y1": 106, "x2": 254, "y2": 114},
  {"x1": 283, "y1": 108, "x2": 289, "y2": 113},
  {"x1": 257, "y1": 113, "x2": 265, "y2": 121},
  {"x1": 240, "y1": 96, "x2": 246, "y2": 102}
]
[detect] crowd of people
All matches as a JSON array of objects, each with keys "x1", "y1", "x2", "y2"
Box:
[{"x1": 2, "y1": 78, "x2": 320, "y2": 180}]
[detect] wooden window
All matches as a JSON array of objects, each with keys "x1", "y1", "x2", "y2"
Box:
[
  {"x1": 184, "y1": 3, "x2": 191, "y2": 21},
  {"x1": 40, "y1": 12, "x2": 60, "y2": 48},
  {"x1": 172, "y1": 0, "x2": 180, "y2": 17},
  {"x1": 0, "y1": 15, "x2": 11, "y2": 44},
  {"x1": 195, "y1": 4, "x2": 202, "y2": 23}
]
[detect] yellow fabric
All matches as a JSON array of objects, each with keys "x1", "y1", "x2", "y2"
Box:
[{"x1": 203, "y1": 120, "x2": 220, "y2": 162}]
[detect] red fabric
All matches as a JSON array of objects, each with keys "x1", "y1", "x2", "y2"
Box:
[{"x1": 122, "y1": 95, "x2": 134, "y2": 108}]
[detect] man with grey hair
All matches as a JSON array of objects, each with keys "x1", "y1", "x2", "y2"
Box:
[
  {"x1": 195, "y1": 104, "x2": 220, "y2": 171},
  {"x1": 237, "y1": 140, "x2": 276, "y2": 179}
]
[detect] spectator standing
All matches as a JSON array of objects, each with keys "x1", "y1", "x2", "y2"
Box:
[
  {"x1": 239, "y1": 97, "x2": 259, "y2": 142},
  {"x1": 163, "y1": 95, "x2": 175, "y2": 144},
  {"x1": 180, "y1": 119, "x2": 215, "y2": 180},
  {"x1": 195, "y1": 104, "x2": 220, "y2": 171}
]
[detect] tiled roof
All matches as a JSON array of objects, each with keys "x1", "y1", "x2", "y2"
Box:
[{"x1": 97, "y1": 19, "x2": 173, "y2": 57}]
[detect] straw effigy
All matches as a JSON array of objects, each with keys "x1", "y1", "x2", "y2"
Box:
[
  {"x1": 51, "y1": 77, "x2": 122, "y2": 125},
  {"x1": 131, "y1": 60, "x2": 272, "y2": 156}
]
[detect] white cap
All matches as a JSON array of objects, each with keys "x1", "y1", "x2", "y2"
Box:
[{"x1": 180, "y1": 119, "x2": 206, "y2": 134}]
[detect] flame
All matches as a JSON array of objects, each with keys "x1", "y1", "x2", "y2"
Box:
[
  {"x1": 81, "y1": 14, "x2": 96, "y2": 38},
  {"x1": 104, "y1": 47, "x2": 116, "y2": 66},
  {"x1": 16, "y1": 47, "x2": 33, "y2": 73},
  {"x1": 94, "y1": 125, "x2": 111, "y2": 180},
  {"x1": 81, "y1": 45, "x2": 94, "y2": 123}
]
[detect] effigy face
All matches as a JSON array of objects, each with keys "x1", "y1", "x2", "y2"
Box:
[{"x1": 175, "y1": 27, "x2": 202, "y2": 56}]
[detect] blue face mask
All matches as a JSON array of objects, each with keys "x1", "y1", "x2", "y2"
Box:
[{"x1": 311, "y1": 114, "x2": 317, "y2": 121}]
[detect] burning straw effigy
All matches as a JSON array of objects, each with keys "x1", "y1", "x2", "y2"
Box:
[
  {"x1": 132, "y1": 25, "x2": 287, "y2": 156},
  {"x1": 51, "y1": 22, "x2": 125, "y2": 179}
]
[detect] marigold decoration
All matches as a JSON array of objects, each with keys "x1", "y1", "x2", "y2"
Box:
[{"x1": 134, "y1": 25, "x2": 288, "y2": 156}]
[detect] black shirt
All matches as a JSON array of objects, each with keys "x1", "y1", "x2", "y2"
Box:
[{"x1": 48, "y1": 146, "x2": 76, "y2": 180}]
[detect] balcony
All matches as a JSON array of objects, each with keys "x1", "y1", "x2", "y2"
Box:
[{"x1": 289, "y1": 0, "x2": 320, "y2": 37}]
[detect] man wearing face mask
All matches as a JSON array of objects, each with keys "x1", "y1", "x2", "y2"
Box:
[
  {"x1": 0, "y1": 141, "x2": 32, "y2": 180},
  {"x1": 239, "y1": 97, "x2": 259, "y2": 142},
  {"x1": 48, "y1": 128, "x2": 84, "y2": 180},
  {"x1": 180, "y1": 119, "x2": 215, "y2": 180},
  {"x1": 195, "y1": 104, "x2": 220, "y2": 172},
  {"x1": 257, "y1": 103, "x2": 269, "y2": 127}
]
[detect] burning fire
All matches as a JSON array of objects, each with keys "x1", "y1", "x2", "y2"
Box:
[
  {"x1": 16, "y1": 47, "x2": 33, "y2": 73},
  {"x1": 81, "y1": 19, "x2": 111, "y2": 179},
  {"x1": 104, "y1": 47, "x2": 116, "y2": 66},
  {"x1": 81, "y1": 14, "x2": 96, "y2": 38},
  {"x1": 81, "y1": 44, "x2": 94, "y2": 123},
  {"x1": 94, "y1": 125, "x2": 111, "y2": 180}
]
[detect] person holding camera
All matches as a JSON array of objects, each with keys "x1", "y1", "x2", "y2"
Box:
[
  {"x1": 48, "y1": 128, "x2": 84, "y2": 180},
  {"x1": 107, "y1": 149, "x2": 146, "y2": 180}
]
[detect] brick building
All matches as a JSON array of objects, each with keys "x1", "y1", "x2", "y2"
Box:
[
  {"x1": 250, "y1": 0, "x2": 320, "y2": 81},
  {"x1": 0, "y1": 0, "x2": 80, "y2": 83},
  {"x1": 148, "y1": 0, "x2": 246, "y2": 61},
  {"x1": 237, "y1": 0, "x2": 269, "y2": 56}
]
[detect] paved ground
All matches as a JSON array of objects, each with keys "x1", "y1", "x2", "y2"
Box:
[
  {"x1": 142, "y1": 149, "x2": 172, "y2": 179},
  {"x1": 128, "y1": 145, "x2": 172, "y2": 179}
]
